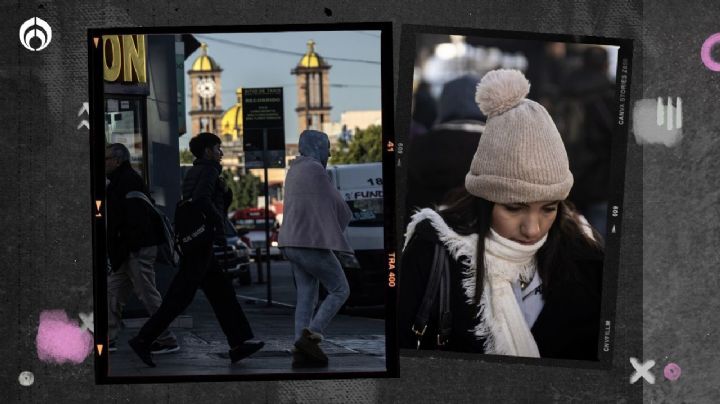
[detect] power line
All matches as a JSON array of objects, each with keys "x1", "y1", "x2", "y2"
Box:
[
  {"x1": 353, "y1": 31, "x2": 381, "y2": 38},
  {"x1": 194, "y1": 34, "x2": 381, "y2": 65},
  {"x1": 187, "y1": 83, "x2": 381, "y2": 98},
  {"x1": 330, "y1": 84, "x2": 380, "y2": 88}
]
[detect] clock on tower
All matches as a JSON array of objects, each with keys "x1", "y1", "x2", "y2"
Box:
[{"x1": 188, "y1": 43, "x2": 223, "y2": 136}]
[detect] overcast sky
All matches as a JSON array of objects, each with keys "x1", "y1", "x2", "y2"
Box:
[{"x1": 180, "y1": 30, "x2": 382, "y2": 149}]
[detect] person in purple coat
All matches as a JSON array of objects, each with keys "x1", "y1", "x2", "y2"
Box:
[{"x1": 279, "y1": 130, "x2": 353, "y2": 368}]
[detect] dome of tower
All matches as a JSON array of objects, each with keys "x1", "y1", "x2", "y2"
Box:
[
  {"x1": 297, "y1": 40, "x2": 328, "y2": 68},
  {"x1": 220, "y1": 88, "x2": 243, "y2": 142},
  {"x1": 191, "y1": 43, "x2": 222, "y2": 72}
]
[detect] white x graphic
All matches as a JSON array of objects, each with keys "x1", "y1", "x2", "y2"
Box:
[
  {"x1": 630, "y1": 357, "x2": 655, "y2": 384},
  {"x1": 79, "y1": 312, "x2": 94, "y2": 334}
]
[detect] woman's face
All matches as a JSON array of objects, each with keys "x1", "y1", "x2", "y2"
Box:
[{"x1": 491, "y1": 201, "x2": 560, "y2": 245}]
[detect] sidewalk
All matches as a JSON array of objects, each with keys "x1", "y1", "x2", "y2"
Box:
[{"x1": 107, "y1": 261, "x2": 386, "y2": 377}]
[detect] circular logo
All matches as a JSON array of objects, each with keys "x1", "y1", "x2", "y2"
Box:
[
  {"x1": 664, "y1": 362, "x2": 682, "y2": 381},
  {"x1": 18, "y1": 371, "x2": 34, "y2": 386},
  {"x1": 19, "y1": 17, "x2": 52, "y2": 52},
  {"x1": 701, "y1": 33, "x2": 720, "y2": 72}
]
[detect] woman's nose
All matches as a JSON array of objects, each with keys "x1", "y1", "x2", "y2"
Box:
[{"x1": 520, "y1": 215, "x2": 542, "y2": 239}]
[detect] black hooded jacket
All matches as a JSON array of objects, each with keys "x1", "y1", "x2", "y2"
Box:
[
  {"x1": 181, "y1": 158, "x2": 231, "y2": 242},
  {"x1": 106, "y1": 161, "x2": 164, "y2": 270}
]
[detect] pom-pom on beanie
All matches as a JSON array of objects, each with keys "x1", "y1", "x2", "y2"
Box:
[{"x1": 465, "y1": 69, "x2": 573, "y2": 203}]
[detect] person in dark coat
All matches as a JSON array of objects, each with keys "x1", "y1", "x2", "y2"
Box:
[
  {"x1": 129, "y1": 133, "x2": 263, "y2": 367},
  {"x1": 405, "y1": 75, "x2": 486, "y2": 218},
  {"x1": 399, "y1": 70, "x2": 604, "y2": 361},
  {"x1": 409, "y1": 81, "x2": 438, "y2": 138},
  {"x1": 105, "y1": 143, "x2": 179, "y2": 354},
  {"x1": 561, "y1": 46, "x2": 616, "y2": 240}
]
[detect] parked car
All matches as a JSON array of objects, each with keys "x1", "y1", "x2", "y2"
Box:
[
  {"x1": 326, "y1": 163, "x2": 385, "y2": 308},
  {"x1": 230, "y1": 207, "x2": 281, "y2": 259},
  {"x1": 214, "y1": 219, "x2": 252, "y2": 285}
]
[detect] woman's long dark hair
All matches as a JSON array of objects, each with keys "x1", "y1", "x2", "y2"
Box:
[{"x1": 438, "y1": 187, "x2": 604, "y2": 304}]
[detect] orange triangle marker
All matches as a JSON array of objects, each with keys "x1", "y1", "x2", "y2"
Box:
[
  {"x1": 95, "y1": 200, "x2": 102, "y2": 210},
  {"x1": 93, "y1": 37, "x2": 100, "y2": 48},
  {"x1": 97, "y1": 344, "x2": 103, "y2": 355}
]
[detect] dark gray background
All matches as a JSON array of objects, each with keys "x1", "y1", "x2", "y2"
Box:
[{"x1": 0, "y1": 0, "x2": 710, "y2": 402}]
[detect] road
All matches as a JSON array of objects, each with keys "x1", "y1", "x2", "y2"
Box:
[{"x1": 106, "y1": 258, "x2": 387, "y2": 377}]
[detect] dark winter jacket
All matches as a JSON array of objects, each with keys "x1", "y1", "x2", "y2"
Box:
[
  {"x1": 106, "y1": 161, "x2": 164, "y2": 271},
  {"x1": 398, "y1": 212, "x2": 604, "y2": 361},
  {"x1": 405, "y1": 75, "x2": 485, "y2": 215},
  {"x1": 405, "y1": 122, "x2": 484, "y2": 214},
  {"x1": 560, "y1": 69, "x2": 615, "y2": 210},
  {"x1": 181, "y1": 158, "x2": 231, "y2": 243}
]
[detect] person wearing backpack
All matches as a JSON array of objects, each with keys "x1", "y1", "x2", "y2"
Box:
[
  {"x1": 129, "y1": 133, "x2": 263, "y2": 367},
  {"x1": 105, "y1": 143, "x2": 180, "y2": 355}
]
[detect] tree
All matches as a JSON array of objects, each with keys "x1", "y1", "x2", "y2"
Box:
[
  {"x1": 179, "y1": 148, "x2": 194, "y2": 164},
  {"x1": 224, "y1": 170, "x2": 261, "y2": 211},
  {"x1": 330, "y1": 125, "x2": 382, "y2": 165}
]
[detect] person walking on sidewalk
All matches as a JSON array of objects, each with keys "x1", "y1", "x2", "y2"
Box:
[
  {"x1": 105, "y1": 143, "x2": 180, "y2": 355},
  {"x1": 128, "y1": 133, "x2": 263, "y2": 367},
  {"x1": 279, "y1": 130, "x2": 352, "y2": 368}
]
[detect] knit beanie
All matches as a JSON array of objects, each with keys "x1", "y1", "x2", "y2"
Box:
[{"x1": 464, "y1": 69, "x2": 573, "y2": 203}]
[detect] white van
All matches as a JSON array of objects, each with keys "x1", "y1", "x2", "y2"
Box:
[{"x1": 326, "y1": 162, "x2": 385, "y2": 307}]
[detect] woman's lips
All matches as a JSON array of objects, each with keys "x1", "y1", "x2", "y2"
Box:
[{"x1": 513, "y1": 238, "x2": 538, "y2": 245}]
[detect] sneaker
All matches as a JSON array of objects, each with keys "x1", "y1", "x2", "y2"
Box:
[
  {"x1": 108, "y1": 341, "x2": 118, "y2": 353},
  {"x1": 229, "y1": 341, "x2": 265, "y2": 363},
  {"x1": 291, "y1": 348, "x2": 328, "y2": 368},
  {"x1": 128, "y1": 336, "x2": 155, "y2": 367},
  {"x1": 150, "y1": 341, "x2": 180, "y2": 355},
  {"x1": 293, "y1": 328, "x2": 328, "y2": 363}
]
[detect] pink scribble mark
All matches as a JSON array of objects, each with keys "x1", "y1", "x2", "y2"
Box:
[
  {"x1": 701, "y1": 33, "x2": 720, "y2": 71},
  {"x1": 664, "y1": 362, "x2": 682, "y2": 381},
  {"x1": 36, "y1": 310, "x2": 93, "y2": 364}
]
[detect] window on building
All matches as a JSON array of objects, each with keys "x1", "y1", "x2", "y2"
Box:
[{"x1": 104, "y1": 97, "x2": 146, "y2": 180}]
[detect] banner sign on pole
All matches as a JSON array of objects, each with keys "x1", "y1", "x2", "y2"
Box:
[{"x1": 242, "y1": 87, "x2": 286, "y2": 168}]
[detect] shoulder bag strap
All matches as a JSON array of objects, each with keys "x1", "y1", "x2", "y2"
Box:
[
  {"x1": 437, "y1": 247, "x2": 452, "y2": 346},
  {"x1": 125, "y1": 190, "x2": 152, "y2": 206},
  {"x1": 411, "y1": 242, "x2": 446, "y2": 349}
]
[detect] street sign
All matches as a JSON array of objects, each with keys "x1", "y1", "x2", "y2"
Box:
[{"x1": 241, "y1": 87, "x2": 286, "y2": 168}]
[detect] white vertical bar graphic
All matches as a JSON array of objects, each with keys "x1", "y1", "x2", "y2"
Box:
[
  {"x1": 657, "y1": 97, "x2": 664, "y2": 126},
  {"x1": 667, "y1": 96, "x2": 674, "y2": 130},
  {"x1": 676, "y1": 97, "x2": 683, "y2": 129}
]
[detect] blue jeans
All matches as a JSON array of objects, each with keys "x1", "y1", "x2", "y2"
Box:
[{"x1": 282, "y1": 247, "x2": 350, "y2": 341}]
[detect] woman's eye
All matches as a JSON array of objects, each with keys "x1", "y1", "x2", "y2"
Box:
[
  {"x1": 543, "y1": 206, "x2": 558, "y2": 213},
  {"x1": 503, "y1": 205, "x2": 522, "y2": 212}
]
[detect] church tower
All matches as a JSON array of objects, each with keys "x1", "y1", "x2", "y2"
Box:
[
  {"x1": 291, "y1": 40, "x2": 331, "y2": 133},
  {"x1": 188, "y1": 43, "x2": 223, "y2": 136}
]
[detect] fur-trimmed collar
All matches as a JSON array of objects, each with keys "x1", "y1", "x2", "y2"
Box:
[
  {"x1": 404, "y1": 208, "x2": 479, "y2": 272},
  {"x1": 404, "y1": 208, "x2": 540, "y2": 356}
]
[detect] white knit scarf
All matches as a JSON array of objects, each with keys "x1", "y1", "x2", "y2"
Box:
[
  {"x1": 475, "y1": 229, "x2": 546, "y2": 357},
  {"x1": 404, "y1": 209, "x2": 546, "y2": 358}
]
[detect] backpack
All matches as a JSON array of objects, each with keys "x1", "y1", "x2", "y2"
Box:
[
  {"x1": 173, "y1": 197, "x2": 212, "y2": 254},
  {"x1": 125, "y1": 191, "x2": 180, "y2": 267}
]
